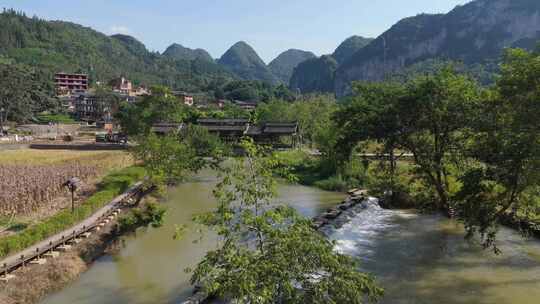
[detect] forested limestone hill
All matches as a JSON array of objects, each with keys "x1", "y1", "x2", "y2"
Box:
[
  {"x1": 335, "y1": 0, "x2": 540, "y2": 96},
  {"x1": 218, "y1": 41, "x2": 279, "y2": 85},
  {"x1": 0, "y1": 10, "x2": 234, "y2": 92},
  {"x1": 288, "y1": 35, "x2": 372, "y2": 94},
  {"x1": 268, "y1": 49, "x2": 316, "y2": 84},
  {"x1": 163, "y1": 43, "x2": 214, "y2": 63},
  {"x1": 332, "y1": 36, "x2": 373, "y2": 65},
  {"x1": 289, "y1": 55, "x2": 338, "y2": 94}
]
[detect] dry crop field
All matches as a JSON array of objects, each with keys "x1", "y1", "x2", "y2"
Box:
[{"x1": 0, "y1": 149, "x2": 132, "y2": 217}]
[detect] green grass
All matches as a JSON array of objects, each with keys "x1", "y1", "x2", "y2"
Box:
[
  {"x1": 0, "y1": 166, "x2": 146, "y2": 259},
  {"x1": 35, "y1": 113, "x2": 77, "y2": 124},
  {"x1": 274, "y1": 150, "x2": 364, "y2": 192},
  {"x1": 313, "y1": 176, "x2": 351, "y2": 192}
]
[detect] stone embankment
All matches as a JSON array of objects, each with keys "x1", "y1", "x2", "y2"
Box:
[{"x1": 312, "y1": 188, "x2": 369, "y2": 232}]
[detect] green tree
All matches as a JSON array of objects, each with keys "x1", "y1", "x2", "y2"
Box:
[
  {"x1": 335, "y1": 82, "x2": 405, "y2": 169},
  {"x1": 182, "y1": 124, "x2": 230, "y2": 159},
  {"x1": 254, "y1": 95, "x2": 337, "y2": 146},
  {"x1": 393, "y1": 67, "x2": 481, "y2": 211},
  {"x1": 0, "y1": 62, "x2": 51, "y2": 132},
  {"x1": 455, "y1": 48, "x2": 540, "y2": 250},
  {"x1": 333, "y1": 67, "x2": 482, "y2": 212},
  {"x1": 131, "y1": 133, "x2": 200, "y2": 187},
  {"x1": 116, "y1": 86, "x2": 191, "y2": 136},
  {"x1": 334, "y1": 82, "x2": 407, "y2": 201},
  {"x1": 94, "y1": 85, "x2": 121, "y2": 121},
  {"x1": 191, "y1": 140, "x2": 383, "y2": 303}
]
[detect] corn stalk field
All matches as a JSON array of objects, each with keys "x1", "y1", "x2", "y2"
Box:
[{"x1": 0, "y1": 150, "x2": 132, "y2": 216}]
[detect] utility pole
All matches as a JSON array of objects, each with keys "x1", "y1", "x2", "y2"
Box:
[
  {"x1": 64, "y1": 177, "x2": 81, "y2": 213},
  {"x1": 0, "y1": 107, "x2": 5, "y2": 136}
]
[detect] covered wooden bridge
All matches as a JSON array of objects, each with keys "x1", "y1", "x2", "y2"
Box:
[{"x1": 151, "y1": 119, "x2": 299, "y2": 148}]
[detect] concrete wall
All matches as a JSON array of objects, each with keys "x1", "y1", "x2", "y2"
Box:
[{"x1": 17, "y1": 124, "x2": 81, "y2": 138}]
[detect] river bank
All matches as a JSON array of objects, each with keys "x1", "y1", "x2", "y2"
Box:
[
  {"x1": 0, "y1": 219, "x2": 118, "y2": 304},
  {"x1": 0, "y1": 184, "x2": 155, "y2": 304},
  {"x1": 187, "y1": 188, "x2": 540, "y2": 304},
  {"x1": 39, "y1": 173, "x2": 345, "y2": 304},
  {"x1": 36, "y1": 170, "x2": 540, "y2": 304}
]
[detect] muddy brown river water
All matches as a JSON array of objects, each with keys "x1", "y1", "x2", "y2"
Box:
[{"x1": 41, "y1": 171, "x2": 540, "y2": 304}]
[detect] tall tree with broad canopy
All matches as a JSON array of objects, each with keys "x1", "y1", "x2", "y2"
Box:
[
  {"x1": 334, "y1": 82, "x2": 407, "y2": 203},
  {"x1": 334, "y1": 67, "x2": 482, "y2": 212},
  {"x1": 190, "y1": 139, "x2": 383, "y2": 303},
  {"x1": 394, "y1": 67, "x2": 482, "y2": 211},
  {"x1": 455, "y1": 48, "x2": 540, "y2": 251},
  {"x1": 0, "y1": 62, "x2": 53, "y2": 133},
  {"x1": 116, "y1": 86, "x2": 193, "y2": 136}
]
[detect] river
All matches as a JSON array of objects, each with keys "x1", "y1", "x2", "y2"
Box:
[
  {"x1": 328, "y1": 200, "x2": 540, "y2": 304},
  {"x1": 42, "y1": 172, "x2": 540, "y2": 304},
  {"x1": 41, "y1": 171, "x2": 345, "y2": 304}
]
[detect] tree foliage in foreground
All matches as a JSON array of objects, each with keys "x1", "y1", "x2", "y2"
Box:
[{"x1": 190, "y1": 140, "x2": 382, "y2": 303}]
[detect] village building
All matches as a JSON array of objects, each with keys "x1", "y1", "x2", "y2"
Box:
[
  {"x1": 74, "y1": 93, "x2": 112, "y2": 122},
  {"x1": 54, "y1": 72, "x2": 89, "y2": 96},
  {"x1": 150, "y1": 123, "x2": 185, "y2": 136},
  {"x1": 214, "y1": 99, "x2": 226, "y2": 109},
  {"x1": 172, "y1": 91, "x2": 195, "y2": 106},
  {"x1": 109, "y1": 77, "x2": 149, "y2": 97},
  {"x1": 109, "y1": 77, "x2": 133, "y2": 95},
  {"x1": 232, "y1": 100, "x2": 258, "y2": 111},
  {"x1": 133, "y1": 85, "x2": 150, "y2": 96}
]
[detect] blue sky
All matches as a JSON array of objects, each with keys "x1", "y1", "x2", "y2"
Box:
[{"x1": 1, "y1": 0, "x2": 470, "y2": 62}]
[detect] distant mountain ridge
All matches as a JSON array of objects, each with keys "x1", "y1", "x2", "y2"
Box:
[
  {"x1": 0, "y1": 10, "x2": 234, "y2": 92},
  {"x1": 163, "y1": 43, "x2": 214, "y2": 62},
  {"x1": 288, "y1": 35, "x2": 373, "y2": 93},
  {"x1": 332, "y1": 36, "x2": 374, "y2": 65},
  {"x1": 289, "y1": 55, "x2": 338, "y2": 94},
  {"x1": 218, "y1": 41, "x2": 279, "y2": 85},
  {"x1": 268, "y1": 49, "x2": 316, "y2": 84},
  {"x1": 335, "y1": 0, "x2": 540, "y2": 96}
]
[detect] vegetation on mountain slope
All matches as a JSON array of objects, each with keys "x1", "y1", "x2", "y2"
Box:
[
  {"x1": 332, "y1": 35, "x2": 373, "y2": 65},
  {"x1": 218, "y1": 41, "x2": 278, "y2": 84},
  {"x1": 268, "y1": 49, "x2": 316, "y2": 84},
  {"x1": 289, "y1": 55, "x2": 338, "y2": 94},
  {"x1": 162, "y1": 43, "x2": 214, "y2": 62},
  {"x1": 0, "y1": 9, "x2": 234, "y2": 92},
  {"x1": 335, "y1": 0, "x2": 540, "y2": 95}
]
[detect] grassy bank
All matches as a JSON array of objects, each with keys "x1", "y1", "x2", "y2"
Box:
[
  {"x1": 274, "y1": 150, "x2": 369, "y2": 192},
  {"x1": 0, "y1": 166, "x2": 146, "y2": 259}
]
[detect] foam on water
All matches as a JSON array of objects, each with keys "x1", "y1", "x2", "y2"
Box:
[{"x1": 328, "y1": 197, "x2": 401, "y2": 257}]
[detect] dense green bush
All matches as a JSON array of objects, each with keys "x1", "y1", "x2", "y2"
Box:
[
  {"x1": 274, "y1": 150, "x2": 368, "y2": 192},
  {"x1": 118, "y1": 199, "x2": 167, "y2": 233},
  {"x1": 313, "y1": 175, "x2": 350, "y2": 192}
]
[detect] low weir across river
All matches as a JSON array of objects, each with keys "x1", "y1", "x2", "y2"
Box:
[{"x1": 42, "y1": 170, "x2": 540, "y2": 304}]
